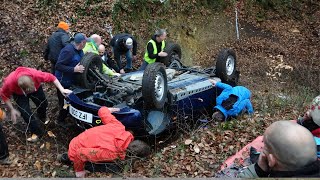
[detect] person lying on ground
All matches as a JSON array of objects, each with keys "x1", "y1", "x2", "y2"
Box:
[
  {"x1": 59, "y1": 106, "x2": 151, "y2": 178},
  {"x1": 238, "y1": 120, "x2": 320, "y2": 178},
  {"x1": 209, "y1": 79, "x2": 253, "y2": 121},
  {"x1": 0, "y1": 67, "x2": 72, "y2": 142},
  {"x1": 297, "y1": 95, "x2": 320, "y2": 137}
]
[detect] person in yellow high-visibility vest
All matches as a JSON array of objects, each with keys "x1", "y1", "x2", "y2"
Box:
[{"x1": 139, "y1": 29, "x2": 168, "y2": 70}]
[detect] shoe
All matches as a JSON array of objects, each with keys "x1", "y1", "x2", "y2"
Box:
[
  {"x1": 0, "y1": 157, "x2": 12, "y2": 165},
  {"x1": 27, "y1": 134, "x2": 39, "y2": 142},
  {"x1": 40, "y1": 117, "x2": 50, "y2": 125}
]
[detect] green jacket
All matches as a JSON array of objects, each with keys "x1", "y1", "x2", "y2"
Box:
[{"x1": 83, "y1": 40, "x2": 115, "y2": 76}]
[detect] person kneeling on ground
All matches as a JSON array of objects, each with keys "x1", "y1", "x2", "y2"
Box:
[
  {"x1": 60, "y1": 106, "x2": 151, "y2": 178},
  {"x1": 0, "y1": 67, "x2": 72, "y2": 142},
  {"x1": 209, "y1": 79, "x2": 253, "y2": 121},
  {"x1": 297, "y1": 95, "x2": 320, "y2": 137},
  {"x1": 238, "y1": 121, "x2": 320, "y2": 178}
]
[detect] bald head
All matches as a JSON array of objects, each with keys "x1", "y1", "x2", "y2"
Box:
[
  {"x1": 18, "y1": 75, "x2": 35, "y2": 93},
  {"x1": 90, "y1": 34, "x2": 102, "y2": 46},
  {"x1": 264, "y1": 121, "x2": 317, "y2": 170}
]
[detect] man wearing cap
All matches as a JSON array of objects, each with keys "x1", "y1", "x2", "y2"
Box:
[
  {"x1": 44, "y1": 21, "x2": 70, "y2": 74},
  {"x1": 139, "y1": 29, "x2": 168, "y2": 70},
  {"x1": 110, "y1": 33, "x2": 137, "y2": 73},
  {"x1": 55, "y1": 33, "x2": 86, "y2": 126}
]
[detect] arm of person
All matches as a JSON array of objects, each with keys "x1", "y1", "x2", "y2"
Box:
[
  {"x1": 98, "y1": 106, "x2": 121, "y2": 125},
  {"x1": 55, "y1": 50, "x2": 75, "y2": 73},
  {"x1": 53, "y1": 79, "x2": 72, "y2": 96},
  {"x1": 3, "y1": 99, "x2": 20, "y2": 124},
  {"x1": 215, "y1": 82, "x2": 233, "y2": 90},
  {"x1": 147, "y1": 42, "x2": 158, "y2": 59},
  {"x1": 61, "y1": 34, "x2": 70, "y2": 47},
  {"x1": 237, "y1": 164, "x2": 259, "y2": 178},
  {"x1": 43, "y1": 44, "x2": 49, "y2": 60},
  {"x1": 102, "y1": 64, "x2": 115, "y2": 76}
]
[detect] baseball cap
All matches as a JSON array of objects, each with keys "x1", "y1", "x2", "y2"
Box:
[
  {"x1": 74, "y1": 33, "x2": 88, "y2": 43},
  {"x1": 126, "y1": 38, "x2": 133, "y2": 49}
]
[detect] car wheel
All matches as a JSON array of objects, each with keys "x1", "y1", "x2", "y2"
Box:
[
  {"x1": 142, "y1": 62, "x2": 168, "y2": 109},
  {"x1": 216, "y1": 49, "x2": 238, "y2": 84},
  {"x1": 76, "y1": 52, "x2": 102, "y2": 89},
  {"x1": 161, "y1": 42, "x2": 182, "y2": 67},
  {"x1": 168, "y1": 59, "x2": 183, "y2": 69}
]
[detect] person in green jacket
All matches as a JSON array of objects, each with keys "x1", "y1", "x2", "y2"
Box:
[
  {"x1": 139, "y1": 29, "x2": 168, "y2": 70},
  {"x1": 83, "y1": 34, "x2": 119, "y2": 77}
]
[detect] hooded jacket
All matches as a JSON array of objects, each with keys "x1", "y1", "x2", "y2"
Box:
[
  {"x1": 214, "y1": 82, "x2": 254, "y2": 120},
  {"x1": 68, "y1": 107, "x2": 134, "y2": 172}
]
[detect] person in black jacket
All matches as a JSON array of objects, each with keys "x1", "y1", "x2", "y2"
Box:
[
  {"x1": 139, "y1": 29, "x2": 168, "y2": 70},
  {"x1": 44, "y1": 21, "x2": 70, "y2": 74},
  {"x1": 110, "y1": 33, "x2": 137, "y2": 73},
  {"x1": 238, "y1": 121, "x2": 320, "y2": 178}
]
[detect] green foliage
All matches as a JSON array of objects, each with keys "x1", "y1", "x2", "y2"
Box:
[{"x1": 19, "y1": 49, "x2": 29, "y2": 58}]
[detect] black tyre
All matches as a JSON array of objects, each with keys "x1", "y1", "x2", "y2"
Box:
[
  {"x1": 216, "y1": 49, "x2": 237, "y2": 84},
  {"x1": 142, "y1": 62, "x2": 168, "y2": 109},
  {"x1": 76, "y1": 53, "x2": 102, "y2": 89},
  {"x1": 161, "y1": 42, "x2": 182, "y2": 67}
]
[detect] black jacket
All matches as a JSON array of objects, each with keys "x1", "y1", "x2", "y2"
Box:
[
  {"x1": 110, "y1": 33, "x2": 137, "y2": 56},
  {"x1": 44, "y1": 29, "x2": 70, "y2": 63}
]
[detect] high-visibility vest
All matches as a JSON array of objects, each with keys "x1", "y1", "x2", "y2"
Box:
[{"x1": 144, "y1": 39, "x2": 165, "y2": 64}]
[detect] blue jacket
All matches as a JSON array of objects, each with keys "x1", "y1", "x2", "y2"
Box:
[
  {"x1": 214, "y1": 82, "x2": 254, "y2": 120},
  {"x1": 55, "y1": 43, "x2": 84, "y2": 88}
]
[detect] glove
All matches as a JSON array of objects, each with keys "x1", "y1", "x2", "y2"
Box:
[{"x1": 75, "y1": 171, "x2": 86, "y2": 178}]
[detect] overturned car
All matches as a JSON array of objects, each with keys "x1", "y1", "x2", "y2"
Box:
[{"x1": 65, "y1": 43, "x2": 239, "y2": 136}]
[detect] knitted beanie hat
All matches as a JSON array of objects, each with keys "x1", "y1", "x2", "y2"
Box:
[
  {"x1": 309, "y1": 95, "x2": 320, "y2": 126},
  {"x1": 57, "y1": 21, "x2": 69, "y2": 31}
]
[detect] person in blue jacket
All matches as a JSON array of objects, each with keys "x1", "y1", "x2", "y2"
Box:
[
  {"x1": 209, "y1": 79, "x2": 254, "y2": 121},
  {"x1": 55, "y1": 33, "x2": 87, "y2": 126}
]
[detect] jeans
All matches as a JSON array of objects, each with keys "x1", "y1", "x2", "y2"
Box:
[
  {"x1": 0, "y1": 124, "x2": 9, "y2": 160},
  {"x1": 139, "y1": 60, "x2": 149, "y2": 71},
  {"x1": 13, "y1": 86, "x2": 46, "y2": 136},
  {"x1": 113, "y1": 48, "x2": 133, "y2": 70}
]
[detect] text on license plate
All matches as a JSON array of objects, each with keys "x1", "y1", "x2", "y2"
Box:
[{"x1": 69, "y1": 105, "x2": 93, "y2": 123}]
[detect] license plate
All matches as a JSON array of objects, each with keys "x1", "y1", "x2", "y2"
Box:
[{"x1": 69, "y1": 105, "x2": 93, "y2": 123}]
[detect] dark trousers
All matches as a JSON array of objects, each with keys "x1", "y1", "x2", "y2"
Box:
[
  {"x1": 13, "y1": 86, "x2": 47, "y2": 136},
  {"x1": 49, "y1": 60, "x2": 56, "y2": 74},
  {"x1": 0, "y1": 124, "x2": 9, "y2": 160},
  {"x1": 57, "y1": 88, "x2": 68, "y2": 122}
]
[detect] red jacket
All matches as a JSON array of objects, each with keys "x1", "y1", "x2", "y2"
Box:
[
  {"x1": 68, "y1": 107, "x2": 134, "y2": 172},
  {"x1": 0, "y1": 67, "x2": 56, "y2": 101}
]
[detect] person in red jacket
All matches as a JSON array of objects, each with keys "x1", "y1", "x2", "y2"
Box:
[
  {"x1": 66, "y1": 106, "x2": 151, "y2": 178},
  {"x1": 0, "y1": 67, "x2": 72, "y2": 142}
]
